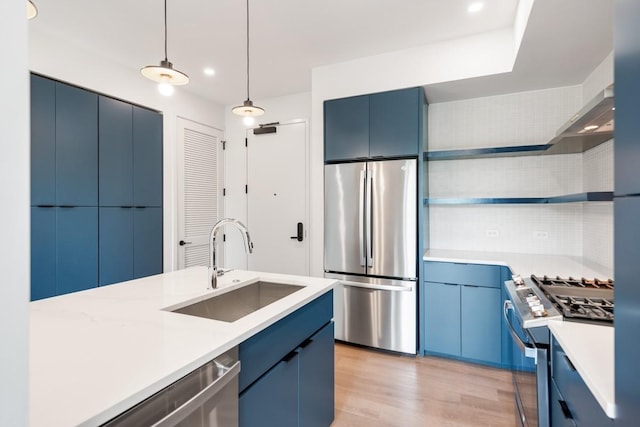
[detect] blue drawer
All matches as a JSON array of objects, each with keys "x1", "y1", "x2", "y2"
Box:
[
  {"x1": 551, "y1": 337, "x2": 613, "y2": 426},
  {"x1": 423, "y1": 261, "x2": 502, "y2": 288},
  {"x1": 239, "y1": 291, "x2": 333, "y2": 392}
]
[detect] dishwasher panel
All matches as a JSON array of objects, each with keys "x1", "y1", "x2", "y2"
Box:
[{"x1": 102, "y1": 348, "x2": 240, "y2": 427}]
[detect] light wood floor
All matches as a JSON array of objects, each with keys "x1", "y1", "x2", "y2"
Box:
[{"x1": 332, "y1": 343, "x2": 516, "y2": 427}]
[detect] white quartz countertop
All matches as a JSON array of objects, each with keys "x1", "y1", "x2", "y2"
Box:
[
  {"x1": 423, "y1": 249, "x2": 613, "y2": 279},
  {"x1": 548, "y1": 320, "x2": 616, "y2": 419},
  {"x1": 30, "y1": 267, "x2": 336, "y2": 427}
]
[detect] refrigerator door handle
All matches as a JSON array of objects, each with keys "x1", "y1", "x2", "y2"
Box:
[
  {"x1": 358, "y1": 169, "x2": 366, "y2": 267},
  {"x1": 342, "y1": 280, "x2": 413, "y2": 292},
  {"x1": 366, "y1": 173, "x2": 373, "y2": 267}
]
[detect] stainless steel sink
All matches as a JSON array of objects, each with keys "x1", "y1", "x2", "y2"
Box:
[{"x1": 171, "y1": 281, "x2": 304, "y2": 322}]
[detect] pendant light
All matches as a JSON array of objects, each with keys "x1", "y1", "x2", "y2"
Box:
[
  {"x1": 232, "y1": 0, "x2": 264, "y2": 125},
  {"x1": 27, "y1": 1, "x2": 38, "y2": 20},
  {"x1": 140, "y1": 0, "x2": 189, "y2": 96}
]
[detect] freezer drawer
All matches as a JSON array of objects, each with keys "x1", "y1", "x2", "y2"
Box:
[{"x1": 329, "y1": 274, "x2": 417, "y2": 354}]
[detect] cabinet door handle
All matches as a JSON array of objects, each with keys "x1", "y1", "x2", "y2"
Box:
[
  {"x1": 299, "y1": 338, "x2": 313, "y2": 349},
  {"x1": 283, "y1": 350, "x2": 297, "y2": 363},
  {"x1": 179, "y1": 240, "x2": 192, "y2": 246}
]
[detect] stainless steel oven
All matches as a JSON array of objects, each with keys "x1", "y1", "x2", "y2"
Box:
[{"x1": 504, "y1": 278, "x2": 561, "y2": 427}]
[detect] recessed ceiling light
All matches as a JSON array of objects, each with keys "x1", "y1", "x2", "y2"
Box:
[
  {"x1": 204, "y1": 68, "x2": 215, "y2": 76},
  {"x1": 468, "y1": 2, "x2": 484, "y2": 13},
  {"x1": 584, "y1": 125, "x2": 599, "y2": 131}
]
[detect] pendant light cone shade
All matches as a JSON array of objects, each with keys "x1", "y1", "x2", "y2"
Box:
[
  {"x1": 233, "y1": 0, "x2": 264, "y2": 118},
  {"x1": 141, "y1": 59, "x2": 189, "y2": 85},
  {"x1": 140, "y1": 0, "x2": 189, "y2": 89},
  {"x1": 27, "y1": 1, "x2": 38, "y2": 20}
]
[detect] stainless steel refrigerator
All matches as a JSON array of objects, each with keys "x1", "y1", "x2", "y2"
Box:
[{"x1": 324, "y1": 158, "x2": 417, "y2": 354}]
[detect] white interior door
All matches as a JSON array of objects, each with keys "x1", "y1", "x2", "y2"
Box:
[
  {"x1": 176, "y1": 118, "x2": 224, "y2": 269},
  {"x1": 247, "y1": 121, "x2": 308, "y2": 275}
]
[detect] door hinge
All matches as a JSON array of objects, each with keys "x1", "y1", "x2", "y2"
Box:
[
  {"x1": 245, "y1": 185, "x2": 248, "y2": 194},
  {"x1": 222, "y1": 140, "x2": 226, "y2": 150},
  {"x1": 223, "y1": 188, "x2": 226, "y2": 196},
  {"x1": 223, "y1": 234, "x2": 226, "y2": 242},
  {"x1": 245, "y1": 137, "x2": 248, "y2": 147}
]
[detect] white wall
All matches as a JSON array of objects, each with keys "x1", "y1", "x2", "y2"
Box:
[
  {"x1": 29, "y1": 29, "x2": 225, "y2": 272},
  {"x1": 223, "y1": 92, "x2": 311, "y2": 269},
  {"x1": 0, "y1": 2, "x2": 29, "y2": 425}
]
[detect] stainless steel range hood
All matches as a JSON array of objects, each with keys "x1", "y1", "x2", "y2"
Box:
[{"x1": 546, "y1": 85, "x2": 614, "y2": 154}]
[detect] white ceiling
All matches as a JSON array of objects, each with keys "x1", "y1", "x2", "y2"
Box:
[{"x1": 29, "y1": 0, "x2": 612, "y2": 105}]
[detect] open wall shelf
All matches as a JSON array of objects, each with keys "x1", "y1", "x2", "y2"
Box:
[{"x1": 424, "y1": 192, "x2": 614, "y2": 205}]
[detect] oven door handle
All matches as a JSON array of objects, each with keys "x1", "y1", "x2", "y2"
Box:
[{"x1": 504, "y1": 300, "x2": 537, "y2": 360}]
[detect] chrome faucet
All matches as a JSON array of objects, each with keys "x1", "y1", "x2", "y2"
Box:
[{"x1": 208, "y1": 218, "x2": 254, "y2": 289}]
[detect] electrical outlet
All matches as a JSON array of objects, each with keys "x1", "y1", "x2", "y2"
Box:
[
  {"x1": 486, "y1": 230, "x2": 499, "y2": 237},
  {"x1": 533, "y1": 231, "x2": 549, "y2": 239}
]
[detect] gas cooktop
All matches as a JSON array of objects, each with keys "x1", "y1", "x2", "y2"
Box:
[{"x1": 530, "y1": 275, "x2": 614, "y2": 325}]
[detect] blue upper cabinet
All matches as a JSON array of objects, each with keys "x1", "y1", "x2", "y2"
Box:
[
  {"x1": 56, "y1": 207, "x2": 98, "y2": 295},
  {"x1": 370, "y1": 87, "x2": 422, "y2": 158},
  {"x1": 55, "y1": 82, "x2": 98, "y2": 206},
  {"x1": 133, "y1": 207, "x2": 163, "y2": 278},
  {"x1": 99, "y1": 97, "x2": 133, "y2": 207},
  {"x1": 324, "y1": 95, "x2": 370, "y2": 161},
  {"x1": 30, "y1": 75, "x2": 56, "y2": 206},
  {"x1": 324, "y1": 88, "x2": 425, "y2": 162},
  {"x1": 133, "y1": 106, "x2": 163, "y2": 207}
]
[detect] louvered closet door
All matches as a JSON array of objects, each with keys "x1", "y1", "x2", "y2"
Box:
[{"x1": 177, "y1": 118, "x2": 224, "y2": 269}]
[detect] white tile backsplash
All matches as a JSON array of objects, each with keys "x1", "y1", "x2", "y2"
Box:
[
  {"x1": 427, "y1": 86, "x2": 614, "y2": 271},
  {"x1": 583, "y1": 139, "x2": 614, "y2": 192},
  {"x1": 428, "y1": 154, "x2": 583, "y2": 198},
  {"x1": 429, "y1": 205, "x2": 583, "y2": 255},
  {"x1": 583, "y1": 203, "x2": 614, "y2": 272},
  {"x1": 428, "y1": 86, "x2": 583, "y2": 150}
]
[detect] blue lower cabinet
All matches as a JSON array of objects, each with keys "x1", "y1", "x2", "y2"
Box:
[
  {"x1": 551, "y1": 337, "x2": 613, "y2": 426},
  {"x1": 298, "y1": 322, "x2": 335, "y2": 427},
  {"x1": 424, "y1": 282, "x2": 461, "y2": 356},
  {"x1": 56, "y1": 207, "x2": 98, "y2": 295},
  {"x1": 31, "y1": 207, "x2": 56, "y2": 300},
  {"x1": 133, "y1": 207, "x2": 163, "y2": 279},
  {"x1": 99, "y1": 208, "x2": 134, "y2": 286},
  {"x1": 240, "y1": 354, "x2": 299, "y2": 427},
  {"x1": 239, "y1": 292, "x2": 334, "y2": 427},
  {"x1": 461, "y1": 285, "x2": 501, "y2": 363}
]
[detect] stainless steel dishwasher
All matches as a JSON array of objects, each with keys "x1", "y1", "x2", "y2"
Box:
[{"x1": 103, "y1": 347, "x2": 240, "y2": 427}]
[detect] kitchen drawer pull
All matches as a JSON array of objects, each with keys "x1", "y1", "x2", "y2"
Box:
[
  {"x1": 558, "y1": 399, "x2": 578, "y2": 426},
  {"x1": 563, "y1": 354, "x2": 577, "y2": 371}
]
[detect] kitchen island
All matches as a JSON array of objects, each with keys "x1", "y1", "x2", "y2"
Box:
[{"x1": 30, "y1": 267, "x2": 336, "y2": 427}]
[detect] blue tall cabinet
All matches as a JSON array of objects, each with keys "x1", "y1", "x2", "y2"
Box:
[
  {"x1": 614, "y1": 1, "x2": 640, "y2": 425},
  {"x1": 30, "y1": 74, "x2": 163, "y2": 300}
]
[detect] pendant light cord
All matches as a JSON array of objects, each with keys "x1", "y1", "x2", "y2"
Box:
[
  {"x1": 164, "y1": 0, "x2": 168, "y2": 61},
  {"x1": 246, "y1": 0, "x2": 250, "y2": 100}
]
